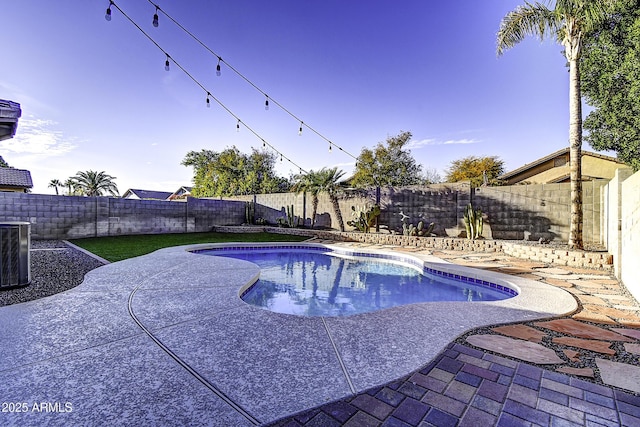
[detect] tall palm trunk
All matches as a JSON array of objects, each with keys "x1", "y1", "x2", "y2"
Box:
[
  {"x1": 568, "y1": 59, "x2": 583, "y2": 249},
  {"x1": 330, "y1": 195, "x2": 345, "y2": 232},
  {"x1": 311, "y1": 195, "x2": 319, "y2": 228}
]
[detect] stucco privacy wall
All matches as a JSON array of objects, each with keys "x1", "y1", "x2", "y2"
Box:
[
  {"x1": 621, "y1": 170, "x2": 640, "y2": 302},
  {"x1": 0, "y1": 192, "x2": 245, "y2": 239},
  {"x1": 602, "y1": 169, "x2": 634, "y2": 278}
]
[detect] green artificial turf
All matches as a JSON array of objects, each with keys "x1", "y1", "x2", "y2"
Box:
[{"x1": 69, "y1": 231, "x2": 308, "y2": 262}]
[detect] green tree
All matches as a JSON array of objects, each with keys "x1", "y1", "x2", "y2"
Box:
[
  {"x1": 0, "y1": 156, "x2": 9, "y2": 168},
  {"x1": 497, "y1": 0, "x2": 614, "y2": 250},
  {"x1": 72, "y1": 170, "x2": 119, "y2": 197},
  {"x1": 351, "y1": 131, "x2": 424, "y2": 188},
  {"x1": 48, "y1": 179, "x2": 62, "y2": 195},
  {"x1": 581, "y1": 0, "x2": 640, "y2": 170},
  {"x1": 182, "y1": 147, "x2": 288, "y2": 197},
  {"x1": 445, "y1": 156, "x2": 505, "y2": 187}
]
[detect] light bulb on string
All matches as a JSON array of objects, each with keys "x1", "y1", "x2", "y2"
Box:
[
  {"x1": 280, "y1": 154, "x2": 283, "y2": 162},
  {"x1": 236, "y1": 120, "x2": 240, "y2": 132},
  {"x1": 105, "y1": 1, "x2": 113, "y2": 21},
  {"x1": 152, "y1": 7, "x2": 159, "y2": 27},
  {"x1": 262, "y1": 140, "x2": 266, "y2": 148},
  {"x1": 298, "y1": 122, "x2": 303, "y2": 136},
  {"x1": 329, "y1": 143, "x2": 332, "y2": 152},
  {"x1": 164, "y1": 54, "x2": 170, "y2": 71},
  {"x1": 206, "y1": 93, "x2": 211, "y2": 108},
  {"x1": 264, "y1": 96, "x2": 269, "y2": 111},
  {"x1": 216, "y1": 57, "x2": 222, "y2": 77}
]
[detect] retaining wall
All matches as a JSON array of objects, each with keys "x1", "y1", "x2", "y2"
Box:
[{"x1": 212, "y1": 225, "x2": 613, "y2": 270}]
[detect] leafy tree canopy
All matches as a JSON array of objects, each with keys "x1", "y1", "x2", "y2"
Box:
[
  {"x1": 445, "y1": 156, "x2": 505, "y2": 187},
  {"x1": 182, "y1": 146, "x2": 289, "y2": 197},
  {"x1": 350, "y1": 131, "x2": 425, "y2": 188},
  {"x1": 0, "y1": 156, "x2": 9, "y2": 168},
  {"x1": 581, "y1": 0, "x2": 640, "y2": 170}
]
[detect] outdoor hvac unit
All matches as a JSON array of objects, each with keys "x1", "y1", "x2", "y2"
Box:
[{"x1": 0, "y1": 222, "x2": 31, "y2": 289}]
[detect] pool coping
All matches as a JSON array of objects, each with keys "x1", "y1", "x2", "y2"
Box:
[{"x1": 0, "y1": 242, "x2": 578, "y2": 426}]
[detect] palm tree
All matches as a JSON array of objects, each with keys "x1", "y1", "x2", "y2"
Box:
[
  {"x1": 292, "y1": 170, "x2": 322, "y2": 228},
  {"x1": 316, "y1": 167, "x2": 347, "y2": 232},
  {"x1": 48, "y1": 179, "x2": 62, "y2": 195},
  {"x1": 63, "y1": 178, "x2": 77, "y2": 196},
  {"x1": 72, "y1": 170, "x2": 119, "y2": 197},
  {"x1": 497, "y1": 0, "x2": 613, "y2": 250},
  {"x1": 293, "y1": 167, "x2": 346, "y2": 231}
]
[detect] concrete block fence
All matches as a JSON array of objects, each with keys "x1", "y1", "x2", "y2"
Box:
[
  {"x1": 222, "y1": 181, "x2": 606, "y2": 244},
  {"x1": 0, "y1": 192, "x2": 246, "y2": 240},
  {"x1": 0, "y1": 181, "x2": 608, "y2": 245}
]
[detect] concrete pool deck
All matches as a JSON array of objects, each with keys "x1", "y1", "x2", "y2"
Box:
[{"x1": 0, "y1": 241, "x2": 638, "y2": 426}]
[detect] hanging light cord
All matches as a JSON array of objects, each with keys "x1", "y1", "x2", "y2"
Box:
[
  {"x1": 106, "y1": 1, "x2": 307, "y2": 173},
  {"x1": 146, "y1": 0, "x2": 358, "y2": 160}
]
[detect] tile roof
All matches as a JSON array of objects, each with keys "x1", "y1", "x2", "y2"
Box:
[
  {"x1": 123, "y1": 189, "x2": 173, "y2": 200},
  {"x1": 0, "y1": 167, "x2": 33, "y2": 188}
]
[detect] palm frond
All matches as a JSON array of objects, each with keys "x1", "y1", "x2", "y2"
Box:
[{"x1": 496, "y1": 1, "x2": 560, "y2": 55}]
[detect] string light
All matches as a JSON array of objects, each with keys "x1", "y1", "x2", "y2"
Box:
[
  {"x1": 236, "y1": 120, "x2": 240, "y2": 132},
  {"x1": 216, "y1": 57, "x2": 222, "y2": 76},
  {"x1": 152, "y1": 6, "x2": 159, "y2": 27},
  {"x1": 104, "y1": 1, "x2": 309, "y2": 174},
  {"x1": 329, "y1": 142, "x2": 333, "y2": 152},
  {"x1": 142, "y1": 0, "x2": 357, "y2": 162},
  {"x1": 298, "y1": 121, "x2": 303, "y2": 136},
  {"x1": 105, "y1": 1, "x2": 113, "y2": 21},
  {"x1": 206, "y1": 93, "x2": 211, "y2": 108}
]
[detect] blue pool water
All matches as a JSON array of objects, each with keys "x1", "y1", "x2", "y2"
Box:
[{"x1": 200, "y1": 247, "x2": 514, "y2": 317}]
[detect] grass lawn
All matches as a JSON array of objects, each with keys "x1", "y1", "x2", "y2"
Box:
[{"x1": 69, "y1": 231, "x2": 309, "y2": 262}]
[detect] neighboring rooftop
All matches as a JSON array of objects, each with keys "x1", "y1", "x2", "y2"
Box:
[
  {"x1": 0, "y1": 167, "x2": 33, "y2": 192},
  {"x1": 499, "y1": 147, "x2": 629, "y2": 185},
  {"x1": 122, "y1": 188, "x2": 173, "y2": 201},
  {"x1": 0, "y1": 99, "x2": 21, "y2": 141}
]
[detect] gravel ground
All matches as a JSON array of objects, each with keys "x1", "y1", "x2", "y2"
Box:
[{"x1": 0, "y1": 240, "x2": 105, "y2": 307}]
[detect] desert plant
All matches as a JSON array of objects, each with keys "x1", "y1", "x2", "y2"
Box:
[
  {"x1": 245, "y1": 201, "x2": 256, "y2": 225},
  {"x1": 285, "y1": 205, "x2": 300, "y2": 228},
  {"x1": 402, "y1": 219, "x2": 435, "y2": 237},
  {"x1": 463, "y1": 203, "x2": 483, "y2": 240},
  {"x1": 347, "y1": 205, "x2": 381, "y2": 233}
]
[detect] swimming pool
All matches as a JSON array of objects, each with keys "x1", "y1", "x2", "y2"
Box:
[{"x1": 199, "y1": 245, "x2": 516, "y2": 316}]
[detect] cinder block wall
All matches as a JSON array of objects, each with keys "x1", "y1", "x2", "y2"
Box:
[
  {"x1": 224, "y1": 182, "x2": 604, "y2": 243},
  {"x1": 0, "y1": 193, "x2": 245, "y2": 239},
  {"x1": 0, "y1": 181, "x2": 608, "y2": 243},
  {"x1": 475, "y1": 181, "x2": 607, "y2": 243}
]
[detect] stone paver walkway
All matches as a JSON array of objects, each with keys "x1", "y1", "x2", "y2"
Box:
[{"x1": 269, "y1": 244, "x2": 640, "y2": 426}]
